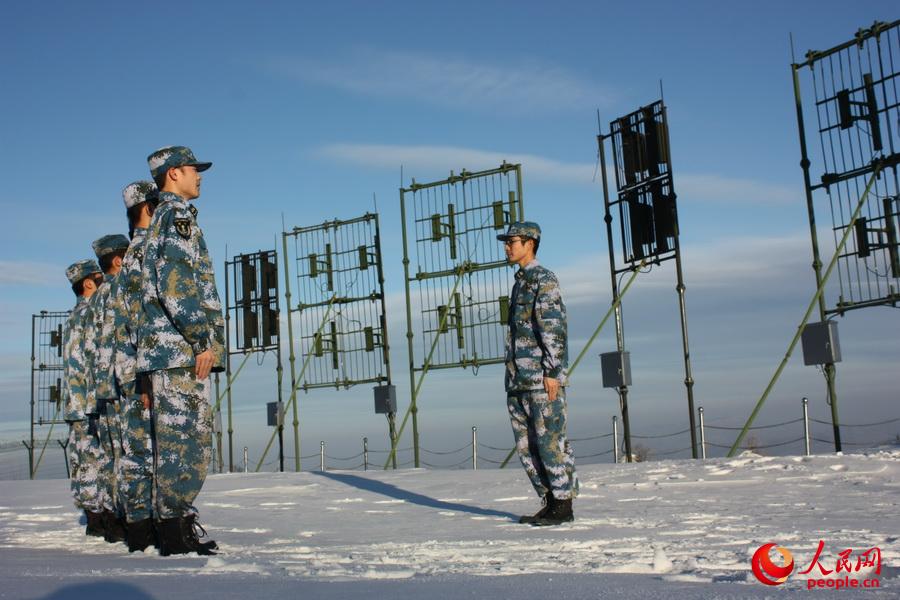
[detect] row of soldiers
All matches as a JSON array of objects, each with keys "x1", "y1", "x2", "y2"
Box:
[{"x1": 63, "y1": 146, "x2": 225, "y2": 555}]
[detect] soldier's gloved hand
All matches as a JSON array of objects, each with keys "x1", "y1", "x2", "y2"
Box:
[
  {"x1": 543, "y1": 377, "x2": 560, "y2": 401},
  {"x1": 194, "y1": 348, "x2": 214, "y2": 380}
]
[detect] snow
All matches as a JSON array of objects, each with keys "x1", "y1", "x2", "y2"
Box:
[{"x1": 1, "y1": 449, "x2": 898, "y2": 599}]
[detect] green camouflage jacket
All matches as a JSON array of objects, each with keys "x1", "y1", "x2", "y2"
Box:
[
  {"x1": 505, "y1": 259, "x2": 569, "y2": 392},
  {"x1": 64, "y1": 297, "x2": 98, "y2": 420},
  {"x1": 92, "y1": 274, "x2": 119, "y2": 400},
  {"x1": 137, "y1": 192, "x2": 225, "y2": 373}
]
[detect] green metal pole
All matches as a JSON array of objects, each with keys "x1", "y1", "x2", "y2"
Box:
[
  {"x1": 398, "y1": 187, "x2": 420, "y2": 468},
  {"x1": 385, "y1": 263, "x2": 470, "y2": 469},
  {"x1": 727, "y1": 167, "x2": 882, "y2": 457},
  {"x1": 598, "y1": 133, "x2": 634, "y2": 463},
  {"x1": 499, "y1": 262, "x2": 644, "y2": 468},
  {"x1": 273, "y1": 249, "x2": 286, "y2": 473},
  {"x1": 372, "y1": 212, "x2": 398, "y2": 467},
  {"x1": 29, "y1": 314, "x2": 35, "y2": 479},
  {"x1": 282, "y1": 232, "x2": 301, "y2": 471},
  {"x1": 32, "y1": 406, "x2": 61, "y2": 476},
  {"x1": 223, "y1": 261, "x2": 234, "y2": 472},
  {"x1": 515, "y1": 165, "x2": 524, "y2": 220},
  {"x1": 791, "y1": 62, "x2": 841, "y2": 452}
]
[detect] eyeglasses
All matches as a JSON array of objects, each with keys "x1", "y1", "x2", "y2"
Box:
[{"x1": 503, "y1": 237, "x2": 525, "y2": 246}]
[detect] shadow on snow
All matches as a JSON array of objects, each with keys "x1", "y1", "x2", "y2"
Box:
[{"x1": 313, "y1": 471, "x2": 519, "y2": 521}]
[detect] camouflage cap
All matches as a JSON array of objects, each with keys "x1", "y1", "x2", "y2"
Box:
[
  {"x1": 66, "y1": 259, "x2": 102, "y2": 285},
  {"x1": 147, "y1": 146, "x2": 212, "y2": 180},
  {"x1": 91, "y1": 234, "x2": 130, "y2": 259},
  {"x1": 497, "y1": 221, "x2": 541, "y2": 242},
  {"x1": 122, "y1": 180, "x2": 159, "y2": 209}
]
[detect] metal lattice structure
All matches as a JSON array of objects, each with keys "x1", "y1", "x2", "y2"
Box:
[
  {"x1": 599, "y1": 101, "x2": 697, "y2": 460},
  {"x1": 282, "y1": 213, "x2": 393, "y2": 470},
  {"x1": 222, "y1": 250, "x2": 283, "y2": 472},
  {"x1": 398, "y1": 163, "x2": 524, "y2": 466},
  {"x1": 286, "y1": 214, "x2": 389, "y2": 389},
  {"x1": 31, "y1": 311, "x2": 69, "y2": 425},
  {"x1": 794, "y1": 19, "x2": 900, "y2": 315},
  {"x1": 790, "y1": 19, "x2": 900, "y2": 454},
  {"x1": 27, "y1": 310, "x2": 70, "y2": 478},
  {"x1": 609, "y1": 102, "x2": 679, "y2": 269}
]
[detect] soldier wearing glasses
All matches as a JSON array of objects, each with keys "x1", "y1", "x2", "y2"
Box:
[{"x1": 498, "y1": 222, "x2": 578, "y2": 526}]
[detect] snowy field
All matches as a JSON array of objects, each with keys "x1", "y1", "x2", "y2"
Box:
[{"x1": 0, "y1": 449, "x2": 898, "y2": 599}]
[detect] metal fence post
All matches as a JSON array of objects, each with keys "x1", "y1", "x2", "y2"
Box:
[
  {"x1": 612, "y1": 416, "x2": 619, "y2": 464},
  {"x1": 472, "y1": 426, "x2": 477, "y2": 470},
  {"x1": 243, "y1": 446, "x2": 249, "y2": 473},
  {"x1": 802, "y1": 397, "x2": 811, "y2": 456},
  {"x1": 363, "y1": 437, "x2": 369, "y2": 471},
  {"x1": 698, "y1": 407, "x2": 707, "y2": 459},
  {"x1": 320, "y1": 441, "x2": 326, "y2": 472}
]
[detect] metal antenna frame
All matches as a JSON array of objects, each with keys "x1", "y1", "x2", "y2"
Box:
[
  {"x1": 222, "y1": 250, "x2": 283, "y2": 471},
  {"x1": 788, "y1": 19, "x2": 900, "y2": 454},
  {"x1": 27, "y1": 310, "x2": 69, "y2": 479},
  {"x1": 394, "y1": 163, "x2": 524, "y2": 468},
  {"x1": 280, "y1": 213, "x2": 394, "y2": 471},
  {"x1": 598, "y1": 99, "x2": 698, "y2": 461}
]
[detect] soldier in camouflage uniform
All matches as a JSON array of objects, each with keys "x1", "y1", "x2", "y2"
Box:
[
  {"x1": 63, "y1": 259, "x2": 110, "y2": 537},
  {"x1": 99, "y1": 181, "x2": 159, "y2": 551},
  {"x1": 498, "y1": 222, "x2": 578, "y2": 526},
  {"x1": 90, "y1": 233, "x2": 131, "y2": 543},
  {"x1": 139, "y1": 146, "x2": 224, "y2": 556}
]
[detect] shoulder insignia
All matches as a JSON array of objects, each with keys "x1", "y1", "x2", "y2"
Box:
[
  {"x1": 189, "y1": 205, "x2": 198, "y2": 218},
  {"x1": 174, "y1": 218, "x2": 192, "y2": 239}
]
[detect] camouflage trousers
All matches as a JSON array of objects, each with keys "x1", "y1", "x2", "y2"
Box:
[
  {"x1": 150, "y1": 367, "x2": 212, "y2": 520},
  {"x1": 67, "y1": 419, "x2": 113, "y2": 513},
  {"x1": 507, "y1": 388, "x2": 578, "y2": 500},
  {"x1": 96, "y1": 400, "x2": 121, "y2": 513},
  {"x1": 116, "y1": 379, "x2": 154, "y2": 523}
]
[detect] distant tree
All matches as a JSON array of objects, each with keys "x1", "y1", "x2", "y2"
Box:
[
  {"x1": 632, "y1": 444, "x2": 652, "y2": 463},
  {"x1": 743, "y1": 434, "x2": 764, "y2": 455}
]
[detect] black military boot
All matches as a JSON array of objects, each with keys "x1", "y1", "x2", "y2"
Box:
[
  {"x1": 184, "y1": 514, "x2": 218, "y2": 551},
  {"x1": 126, "y1": 518, "x2": 156, "y2": 553},
  {"x1": 518, "y1": 494, "x2": 551, "y2": 524},
  {"x1": 103, "y1": 510, "x2": 127, "y2": 543},
  {"x1": 157, "y1": 516, "x2": 217, "y2": 556},
  {"x1": 85, "y1": 510, "x2": 106, "y2": 537},
  {"x1": 531, "y1": 497, "x2": 574, "y2": 526},
  {"x1": 156, "y1": 517, "x2": 190, "y2": 556}
]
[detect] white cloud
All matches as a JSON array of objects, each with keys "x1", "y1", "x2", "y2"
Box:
[
  {"x1": 268, "y1": 49, "x2": 613, "y2": 114},
  {"x1": 317, "y1": 143, "x2": 801, "y2": 206},
  {"x1": 677, "y1": 174, "x2": 800, "y2": 206},
  {"x1": 0, "y1": 261, "x2": 60, "y2": 286},
  {"x1": 318, "y1": 143, "x2": 595, "y2": 184}
]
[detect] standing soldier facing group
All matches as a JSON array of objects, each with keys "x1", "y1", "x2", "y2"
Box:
[
  {"x1": 61, "y1": 145, "x2": 224, "y2": 555},
  {"x1": 498, "y1": 222, "x2": 579, "y2": 526}
]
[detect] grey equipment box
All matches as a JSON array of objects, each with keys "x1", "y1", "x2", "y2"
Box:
[
  {"x1": 801, "y1": 321, "x2": 842, "y2": 365},
  {"x1": 374, "y1": 384, "x2": 397, "y2": 414},
  {"x1": 601, "y1": 351, "x2": 632, "y2": 388},
  {"x1": 267, "y1": 401, "x2": 285, "y2": 427}
]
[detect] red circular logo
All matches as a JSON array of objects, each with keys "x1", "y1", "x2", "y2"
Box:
[{"x1": 752, "y1": 543, "x2": 795, "y2": 585}]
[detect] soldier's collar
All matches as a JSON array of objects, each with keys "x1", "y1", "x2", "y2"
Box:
[
  {"x1": 158, "y1": 191, "x2": 189, "y2": 208},
  {"x1": 515, "y1": 259, "x2": 540, "y2": 278}
]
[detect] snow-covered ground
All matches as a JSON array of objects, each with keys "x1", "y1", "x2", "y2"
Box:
[{"x1": 1, "y1": 449, "x2": 898, "y2": 599}]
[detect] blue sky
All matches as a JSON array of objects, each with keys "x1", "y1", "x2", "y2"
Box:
[{"x1": 1, "y1": 1, "x2": 898, "y2": 472}]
